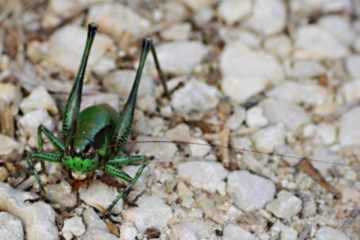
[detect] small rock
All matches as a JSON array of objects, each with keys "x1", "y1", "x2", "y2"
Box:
[
  {"x1": 217, "y1": 0, "x2": 252, "y2": 25},
  {"x1": 197, "y1": 194, "x2": 223, "y2": 223},
  {"x1": 62, "y1": 216, "x2": 86, "y2": 240},
  {"x1": 267, "y1": 82, "x2": 329, "y2": 106},
  {"x1": 227, "y1": 171, "x2": 276, "y2": 211},
  {"x1": 161, "y1": 23, "x2": 191, "y2": 41},
  {"x1": 87, "y1": 3, "x2": 150, "y2": 40},
  {"x1": 290, "y1": 0, "x2": 351, "y2": 15},
  {"x1": 223, "y1": 224, "x2": 258, "y2": 240},
  {"x1": 294, "y1": 25, "x2": 349, "y2": 59},
  {"x1": 246, "y1": 106, "x2": 268, "y2": 128},
  {"x1": 271, "y1": 222, "x2": 298, "y2": 240},
  {"x1": 264, "y1": 34, "x2": 292, "y2": 59},
  {"x1": 339, "y1": 107, "x2": 360, "y2": 146},
  {"x1": 289, "y1": 60, "x2": 326, "y2": 78},
  {"x1": 244, "y1": 0, "x2": 286, "y2": 35},
  {"x1": 177, "y1": 182, "x2": 194, "y2": 208},
  {"x1": 161, "y1": 2, "x2": 188, "y2": 22},
  {"x1": 155, "y1": 41, "x2": 209, "y2": 74},
  {"x1": 180, "y1": 0, "x2": 215, "y2": 11},
  {"x1": 310, "y1": 148, "x2": 343, "y2": 176},
  {"x1": 18, "y1": 109, "x2": 54, "y2": 146},
  {"x1": 171, "y1": 219, "x2": 212, "y2": 240},
  {"x1": 20, "y1": 86, "x2": 58, "y2": 114},
  {"x1": 266, "y1": 191, "x2": 302, "y2": 220},
  {"x1": 92, "y1": 56, "x2": 115, "y2": 76},
  {"x1": 46, "y1": 24, "x2": 114, "y2": 74},
  {"x1": 189, "y1": 138, "x2": 212, "y2": 158},
  {"x1": 0, "y1": 83, "x2": 22, "y2": 105},
  {"x1": 262, "y1": 98, "x2": 310, "y2": 130},
  {"x1": 81, "y1": 208, "x2": 118, "y2": 240},
  {"x1": 79, "y1": 180, "x2": 123, "y2": 214},
  {"x1": 0, "y1": 212, "x2": 24, "y2": 240},
  {"x1": 171, "y1": 79, "x2": 219, "y2": 113},
  {"x1": 0, "y1": 134, "x2": 24, "y2": 161},
  {"x1": 221, "y1": 41, "x2": 284, "y2": 103},
  {"x1": 345, "y1": 55, "x2": 360, "y2": 79},
  {"x1": 177, "y1": 161, "x2": 228, "y2": 194},
  {"x1": 46, "y1": 181, "x2": 77, "y2": 209},
  {"x1": 123, "y1": 195, "x2": 172, "y2": 232},
  {"x1": 252, "y1": 124, "x2": 285, "y2": 153},
  {"x1": 0, "y1": 183, "x2": 58, "y2": 240},
  {"x1": 340, "y1": 80, "x2": 360, "y2": 103},
  {"x1": 315, "y1": 227, "x2": 349, "y2": 240},
  {"x1": 318, "y1": 15, "x2": 355, "y2": 47},
  {"x1": 135, "y1": 136, "x2": 178, "y2": 162},
  {"x1": 313, "y1": 123, "x2": 337, "y2": 145},
  {"x1": 103, "y1": 70, "x2": 155, "y2": 98},
  {"x1": 120, "y1": 222, "x2": 138, "y2": 240}
]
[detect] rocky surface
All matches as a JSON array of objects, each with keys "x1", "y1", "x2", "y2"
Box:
[{"x1": 0, "y1": 0, "x2": 359, "y2": 239}]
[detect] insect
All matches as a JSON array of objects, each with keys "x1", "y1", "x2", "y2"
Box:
[
  {"x1": 27, "y1": 23, "x2": 346, "y2": 216},
  {"x1": 27, "y1": 23, "x2": 168, "y2": 213}
]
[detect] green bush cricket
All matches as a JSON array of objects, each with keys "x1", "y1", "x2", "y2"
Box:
[{"x1": 27, "y1": 23, "x2": 168, "y2": 214}]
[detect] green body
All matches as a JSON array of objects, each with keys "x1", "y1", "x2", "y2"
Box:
[{"x1": 28, "y1": 23, "x2": 168, "y2": 213}]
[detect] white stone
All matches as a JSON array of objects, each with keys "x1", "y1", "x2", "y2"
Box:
[
  {"x1": 264, "y1": 34, "x2": 292, "y2": 59},
  {"x1": 290, "y1": 0, "x2": 352, "y2": 16},
  {"x1": 267, "y1": 81, "x2": 329, "y2": 106},
  {"x1": 246, "y1": 106, "x2": 268, "y2": 128},
  {"x1": 79, "y1": 180, "x2": 123, "y2": 214},
  {"x1": 180, "y1": 0, "x2": 215, "y2": 11},
  {"x1": 271, "y1": 222, "x2": 298, "y2": 240},
  {"x1": 0, "y1": 212, "x2": 24, "y2": 240},
  {"x1": 134, "y1": 136, "x2": 177, "y2": 162},
  {"x1": 311, "y1": 148, "x2": 343, "y2": 176},
  {"x1": 221, "y1": 41, "x2": 284, "y2": 103},
  {"x1": 123, "y1": 195, "x2": 172, "y2": 232},
  {"x1": 0, "y1": 134, "x2": 24, "y2": 161},
  {"x1": 227, "y1": 171, "x2": 276, "y2": 211},
  {"x1": 340, "y1": 80, "x2": 360, "y2": 103},
  {"x1": 103, "y1": 70, "x2": 155, "y2": 98},
  {"x1": 244, "y1": 0, "x2": 286, "y2": 35},
  {"x1": 92, "y1": 56, "x2": 115, "y2": 76},
  {"x1": 345, "y1": 55, "x2": 360, "y2": 79},
  {"x1": 294, "y1": 26, "x2": 349, "y2": 60},
  {"x1": 262, "y1": 98, "x2": 310, "y2": 130},
  {"x1": 62, "y1": 216, "x2": 85, "y2": 240},
  {"x1": 0, "y1": 183, "x2": 58, "y2": 240},
  {"x1": 46, "y1": 25, "x2": 114, "y2": 74},
  {"x1": 177, "y1": 161, "x2": 228, "y2": 194},
  {"x1": 316, "y1": 227, "x2": 349, "y2": 240},
  {"x1": 120, "y1": 222, "x2": 138, "y2": 240},
  {"x1": 171, "y1": 219, "x2": 212, "y2": 240},
  {"x1": 18, "y1": 109, "x2": 55, "y2": 146},
  {"x1": 155, "y1": 41, "x2": 208, "y2": 74},
  {"x1": 354, "y1": 36, "x2": 360, "y2": 53},
  {"x1": 171, "y1": 79, "x2": 219, "y2": 113},
  {"x1": 46, "y1": 181, "x2": 77, "y2": 209},
  {"x1": 223, "y1": 224, "x2": 258, "y2": 240},
  {"x1": 81, "y1": 208, "x2": 118, "y2": 240},
  {"x1": 313, "y1": 123, "x2": 337, "y2": 145},
  {"x1": 318, "y1": 15, "x2": 355, "y2": 47},
  {"x1": 289, "y1": 60, "x2": 326, "y2": 78},
  {"x1": 20, "y1": 86, "x2": 58, "y2": 114},
  {"x1": 252, "y1": 124, "x2": 285, "y2": 153},
  {"x1": 161, "y1": 23, "x2": 191, "y2": 41},
  {"x1": 0, "y1": 83, "x2": 22, "y2": 105},
  {"x1": 217, "y1": 0, "x2": 252, "y2": 25},
  {"x1": 87, "y1": 3, "x2": 150, "y2": 39},
  {"x1": 339, "y1": 107, "x2": 360, "y2": 146},
  {"x1": 266, "y1": 191, "x2": 302, "y2": 220},
  {"x1": 189, "y1": 138, "x2": 212, "y2": 158}
]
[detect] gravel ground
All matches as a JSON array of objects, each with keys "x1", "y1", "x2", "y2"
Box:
[{"x1": 0, "y1": 0, "x2": 360, "y2": 240}]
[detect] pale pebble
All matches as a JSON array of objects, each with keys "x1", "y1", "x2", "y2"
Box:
[
  {"x1": 62, "y1": 216, "x2": 86, "y2": 240},
  {"x1": 227, "y1": 171, "x2": 276, "y2": 211},
  {"x1": 339, "y1": 107, "x2": 360, "y2": 146},
  {"x1": 20, "y1": 86, "x2": 58, "y2": 114},
  {"x1": 223, "y1": 224, "x2": 258, "y2": 240},
  {"x1": 318, "y1": 15, "x2": 355, "y2": 47},
  {"x1": 316, "y1": 227, "x2": 349, "y2": 240},
  {"x1": 217, "y1": 0, "x2": 252, "y2": 25},
  {"x1": 161, "y1": 23, "x2": 191, "y2": 41},
  {"x1": 252, "y1": 124, "x2": 285, "y2": 153},
  {"x1": 244, "y1": 0, "x2": 286, "y2": 35},
  {"x1": 264, "y1": 34, "x2": 292, "y2": 59},
  {"x1": 171, "y1": 219, "x2": 212, "y2": 240},
  {"x1": 0, "y1": 212, "x2": 24, "y2": 240},
  {"x1": 266, "y1": 191, "x2": 302, "y2": 220},
  {"x1": 177, "y1": 161, "x2": 228, "y2": 194},
  {"x1": 345, "y1": 55, "x2": 360, "y2": 79},
  {"x1": 246, "y1": 106, "x2": 268, "y2": 128},
  {"x1": 123, "y1": 195, "x2": 172, "y2": 232}
]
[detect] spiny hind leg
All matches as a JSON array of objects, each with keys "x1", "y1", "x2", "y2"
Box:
[{"x1": 105, "y1": 163, "x2": 146, "y2": 214}]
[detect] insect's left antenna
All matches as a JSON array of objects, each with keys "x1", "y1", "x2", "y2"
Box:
[{"x1": 62, "y1": 23, "x2": 97, "y2": 148}]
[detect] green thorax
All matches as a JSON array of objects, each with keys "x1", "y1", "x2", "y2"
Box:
[
  {"x1": 63, "y1": 155, "x2": 99, "y2": 173},
  {"x1": 73, "y1": 104, "x2": 117, "y2": 155}
]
